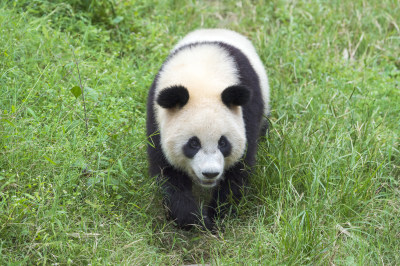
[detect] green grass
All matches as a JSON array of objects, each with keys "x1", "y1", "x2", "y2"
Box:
[{"x1": 1, "y1": 0, "x2": 399, "y2": 264}]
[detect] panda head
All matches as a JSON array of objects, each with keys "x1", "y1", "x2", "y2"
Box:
[{"x1": 156, "y1": 85, "x2": 251, "y2": 188}]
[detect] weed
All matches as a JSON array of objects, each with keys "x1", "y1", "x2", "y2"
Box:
[{"x1": 0, "y1": 0, "x2": 399, "y2": 264}]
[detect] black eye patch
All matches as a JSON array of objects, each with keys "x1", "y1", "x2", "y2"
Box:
[
  {"x1": 183, "y1": 136, "x2": 201, "y2": 158},
  {"x1": 218, "y1": 136, "x2": 232, "y2": 157}
]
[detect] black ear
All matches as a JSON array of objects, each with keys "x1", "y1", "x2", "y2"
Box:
[
  {"x1": 221, "y1": 85, "x2": 252, "y2": 107},
  {"x1": 156, "y1": 86, "x2": 189, "y2": 109}
]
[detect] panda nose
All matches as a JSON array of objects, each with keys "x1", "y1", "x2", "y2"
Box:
[{"x1": 202, "y1": 172, "x2": 219, "y2": 179}]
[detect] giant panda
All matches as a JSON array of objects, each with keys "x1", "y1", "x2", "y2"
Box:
[{"x1": 146, "y1": 29, "x2": 270, "y2": 231}]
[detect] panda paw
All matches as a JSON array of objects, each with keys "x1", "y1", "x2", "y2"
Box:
[
  {"x1": 170, "y1": 210, "x2": 216, "y2": 233},
  {"x1": 199, "y1": 215, "x2": 214, "y2": 232},
  {"x1": 198, "y1": 209, "x2": 218, "y2": 233}
]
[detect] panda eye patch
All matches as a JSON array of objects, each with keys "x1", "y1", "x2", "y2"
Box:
[
  {"x1": 189, "y1": 137, "x2": 201, "y2": 149},
  {"x1": 183, "y1": 136, "x2": 201, "y2": 158},
  {"x1": 218, "y1": 136, "x2": 232, "y2": 157}
]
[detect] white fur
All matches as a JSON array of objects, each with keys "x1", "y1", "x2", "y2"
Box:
[
  {"x1": 154, "y1": 29, "x2": 268, "y2": 187},
  {"x1": 191, "y1": 150, "x2": 224, "y2": 188},
  {"x1": 173, "y1": 29, "x2": 270, "y2": 116}
]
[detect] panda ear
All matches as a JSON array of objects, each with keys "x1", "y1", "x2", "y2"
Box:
[
  {"x1": 221, "y1": 85, "x2": 252, "y2": 107},
  {"x1": 156, "y1": 85, "x2": 189, "y2": 109}
]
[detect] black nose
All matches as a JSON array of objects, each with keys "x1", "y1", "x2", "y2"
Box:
[{"x1": 202, "y1": 172, "x2": 219, "y2": 179}]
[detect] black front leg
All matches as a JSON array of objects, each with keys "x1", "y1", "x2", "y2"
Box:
[
  {"x1": 160, "y1": 167, "x2": 214, "y2": 230},
  {"x1": 207, "y1": 162, "x2": 248, "y2": 223}
]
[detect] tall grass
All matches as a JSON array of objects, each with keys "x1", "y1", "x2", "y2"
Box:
[{"x1": 1, "y1": 0, "x2": 399, "y2": 264}]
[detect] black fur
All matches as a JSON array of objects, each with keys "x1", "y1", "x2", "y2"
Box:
[
  {"x1": 207, "y1": 161, "x2": 248, "y2": 220},
  {"x1": 218, "y1": 135, "x2": 232, "y2": 157},
  {"x1": 160, "y1": 167, "x2": 214, "y2": 230},
  {"x1": 183, "y1": 136, "x2": 201, "y2": 159},
  {"x1": 156, "y1": 85, "x2": 189, "y2": 109},
  {"x1": 221, "y1": 85, "x2": 252, "y2": 107},
  {"x1": 146, "y1": 41, "x2": 266, "y2": 231}
]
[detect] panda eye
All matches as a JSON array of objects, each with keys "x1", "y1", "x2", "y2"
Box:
[
  {"x1": 183, "y1": 137, "x2": 201, "y2": 159},
  {"x1": 218, "y1": 136, "x2": 232, "y2": 157},
  {"x1": 218, "y1": 137, "x2": 227, "y2": 148},
  {"x1": 189, "y1": 137, "x2": 201, "y2": 149}
]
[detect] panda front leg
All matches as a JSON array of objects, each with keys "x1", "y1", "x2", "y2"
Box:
[
  {"x1": 160, "y1": 167, "x2": 214, "y2": 230},
  {"x1": 207, "y1": 162, "x2": 248, "y2": 224}
]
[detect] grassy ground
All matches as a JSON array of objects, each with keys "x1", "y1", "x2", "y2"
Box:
[{"x1": 1, "y1": 0, "x2": 399, "y2": 264}]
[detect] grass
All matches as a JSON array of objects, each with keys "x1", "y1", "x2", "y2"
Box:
[{"x1": 1, "y1": 0, "x2": 399, "y2": 264}]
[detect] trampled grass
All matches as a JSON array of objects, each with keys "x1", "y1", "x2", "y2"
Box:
[{"x1": 0, "y1": 0, "x2": 399, "y2": 264}]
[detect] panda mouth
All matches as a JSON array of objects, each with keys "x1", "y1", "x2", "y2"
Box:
[{"x1": 198, "y1": 179, "x2": 217, "y2": 187}]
